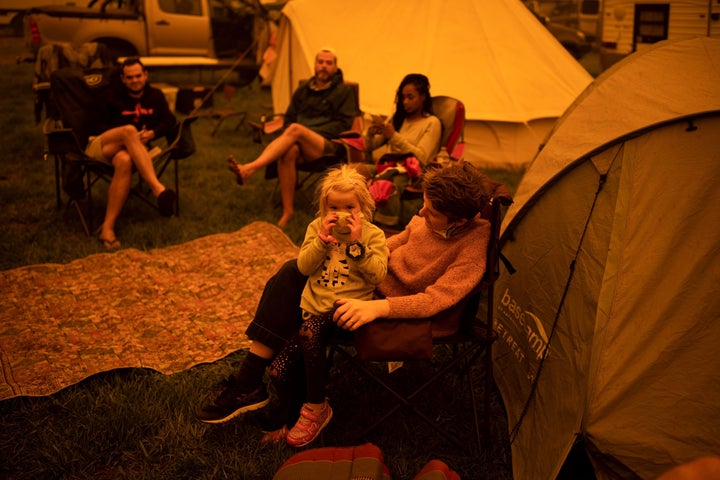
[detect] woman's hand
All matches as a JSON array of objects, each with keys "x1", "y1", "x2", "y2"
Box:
[
  {"x1": 369, "y1": 121, "x2": 395, "y2": 138},
  {"x1": 333, "y1": 298, "x2": 390, "y2": 331},
  {"x1": 318, "y1": 213, "x2": 338, "y2": 244}
]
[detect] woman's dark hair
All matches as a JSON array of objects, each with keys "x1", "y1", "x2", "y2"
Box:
[{"x1": 391, "y1": 73, "x2": 433, "y2": 131}]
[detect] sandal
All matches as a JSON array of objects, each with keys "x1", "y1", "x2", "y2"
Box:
[
  {"x1": 98, "y1": 236, "x2": 121, "y2": 250},
  {"x1": 226, "y1": 155, "x2": 244, "y2": 185}
]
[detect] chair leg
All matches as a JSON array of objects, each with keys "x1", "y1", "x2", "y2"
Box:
[
  {"x1": 336, "y1": 343, "x2": 486, "y2": 453},
  {"x1": 468, "y1": 355, "x2": 483, "y2": 453},
  {"x1": 54, "y1": 155, "x2": 62, "y2": 210},
  {"x1": 71, "y1": 200, "x2": 91, "y2": 237},
  {"x1": 483, "y1": 343, "x2": 494, "y2": 451},
  {"x1": 211, "y1": 111, "x2": 246, "y2": 137},
  {"x1": 174, "y1": 157, "x2": 180, "y2": 216},
  {"x1": 83, "y1": 166, "x2": 95, "y2": 236}
]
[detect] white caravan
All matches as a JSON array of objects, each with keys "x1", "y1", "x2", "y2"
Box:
[{"x1": 600, "y1": 0, "x2": 720, "y2": 69}]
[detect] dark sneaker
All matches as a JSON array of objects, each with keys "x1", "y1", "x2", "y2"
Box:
[
  {"x1": 246, "y1": 399, "x2": 301, "y2": 433},
  {"x1": 196, "y1": 379, "x2": 269, "y2": 424}
]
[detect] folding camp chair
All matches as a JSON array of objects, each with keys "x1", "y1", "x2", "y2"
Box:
[
  {"x1": 342, "y1": 95, "x2": 465, "y2": 166},
  {"x1": 329, "y1": 178, "x2": 512, "y2": 453},
  {"x1": 191, "y1": 59, "x2": 260, "y2": 137},
  {"x1": 33, "y1": 42, "x2": 111, "y2": 124},
  {"x1": 371, "y1": 95, "x2": 467, "y2": 229},
  {"x1": 431, "y1": 95, "x2": 466, "y2": 159},
  {"x1": 44, "y1": 66, "x2": 197, "y2": 235}
]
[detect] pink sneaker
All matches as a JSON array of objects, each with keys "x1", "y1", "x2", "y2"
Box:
[{"x1": 285, "y1": 400, "x2": 333, "y2": 447}]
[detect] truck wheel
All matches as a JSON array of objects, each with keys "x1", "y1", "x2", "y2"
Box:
[{"x1": 97, "y1": 39, "x2": 138, "y2": 62}]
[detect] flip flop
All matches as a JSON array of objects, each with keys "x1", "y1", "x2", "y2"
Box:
[
  {"x1": 227, "y1": 155, "x2": 244, "y2": 186},
  {"x1": 98, "y1": 236, "x2": 121, "y2": 250}
]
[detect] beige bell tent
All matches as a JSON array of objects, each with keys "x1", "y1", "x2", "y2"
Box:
[
  {"x1": 267, "y1": 0, "x2": 592, "y2": 170},
  {"x1": 493, "y1": 36, "x2": 720, "y2": 480}
]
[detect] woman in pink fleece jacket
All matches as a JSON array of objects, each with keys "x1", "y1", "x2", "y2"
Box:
[
  {"x1": 197, "y1": 163, "x2": 495, "y2": 434},
  {"x1": 333, "y1": 164, "x2": 491, "y2": 337}
]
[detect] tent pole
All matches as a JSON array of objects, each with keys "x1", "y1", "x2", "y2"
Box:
[{"x1": 287, "y1": 26, "x2": 293, "y2": 101}]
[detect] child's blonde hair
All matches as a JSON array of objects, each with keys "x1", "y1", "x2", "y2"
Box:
[{"x1": 316, "y1": 165, "x2": 375, "y2": 220}]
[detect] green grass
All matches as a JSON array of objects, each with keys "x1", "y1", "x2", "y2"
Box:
[
  {"x1": 1, "y1": 350, "x2": 514, "y2": 479},
  {"x1": 0, "y1": 33, "x2": 523, "y2": 479},
  {"x1": 0, "y1": 54, "x2": 317, "y2": 271}
]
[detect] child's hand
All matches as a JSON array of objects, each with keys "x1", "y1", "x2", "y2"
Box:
[
  {"x1": 318, "y1": 213, "x2": 338, "y2": 244},
  {"x1": 347, "y1": 211, "x2": 363, "y2": 243}
]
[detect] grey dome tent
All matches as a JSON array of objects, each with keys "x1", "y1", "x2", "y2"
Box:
[{"x1": 492, "y1": 36, "x2": 720, "y2": 480}]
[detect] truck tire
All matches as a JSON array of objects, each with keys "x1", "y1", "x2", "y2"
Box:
[{"x1": 96, "y1": 38, "x2": 138, "y2": 62}]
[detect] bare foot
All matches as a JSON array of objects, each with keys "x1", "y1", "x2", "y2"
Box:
[
  {"x1": 226, "y1": 155, "x2": 248, "y2": 185},
  {"x1": 277, "y1": 211, "x2": 293, "y2": 228}
]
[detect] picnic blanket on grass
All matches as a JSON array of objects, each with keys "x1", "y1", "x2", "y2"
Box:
[{"x1": 0, "y1": 221, "x2": 298, "y2": 401}]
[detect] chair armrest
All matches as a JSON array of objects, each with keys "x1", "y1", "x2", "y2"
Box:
[
  {"x1": 42, "y1": 118, "x2": 70, "y2": 135},
  {"x1": 339, "y1": 130, "x2": 361, "y2": 138},
  {"x1": 162, "y1": 115, "x2": 198, "y2": 160},
  {"x1": 43, "y1": 120, "x2": 88, "y2": 157},
  {"x1": 33, "y1": 81, "x2": 51, "y2": 93},
  {"x1": 248, "y1": 113, "x2": 284, "y2": 143}
]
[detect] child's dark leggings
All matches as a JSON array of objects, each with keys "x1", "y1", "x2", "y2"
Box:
[{"x1": 269, "y1": 310, "x2": 337, "y2": 409}]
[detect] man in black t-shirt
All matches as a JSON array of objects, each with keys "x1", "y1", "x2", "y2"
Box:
[{"x1": 85, "y1": 57, "x2": 178, "y2": 249}]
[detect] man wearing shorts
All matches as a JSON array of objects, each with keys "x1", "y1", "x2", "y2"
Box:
[
  {"x1": 89, "y1": 57, "x2": 178, "y2": 249},
  {"x1": 227, "y1": 48, "x2": 358, "y2": 227}
]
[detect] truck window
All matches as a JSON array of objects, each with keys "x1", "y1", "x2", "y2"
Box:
[{"x1": 158, "y1": 0, "x2": 201, "y2": 15}]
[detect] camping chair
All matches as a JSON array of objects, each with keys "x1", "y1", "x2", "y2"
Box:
[
  {"x1": 342, "y1": 95, "x2": 465, "y2": 166},
  {"x1": 368, "y1": 95, "x2": 466, "y2": 230},
  {"x1": 192, "y1": 60, "x2": 260, "y2": 136},
  {"x1": 431, "y1": 95, "x2": 466, "y2": 159},
  {"x1": 44, "y1": 66, "x2": 197, "y2": 235},
  {"x1": 329, "y1": 177, "x2": 512, "y2": 453},
  {"x1": 33, "y1": 42, "x2": 111, "y2": 124}
]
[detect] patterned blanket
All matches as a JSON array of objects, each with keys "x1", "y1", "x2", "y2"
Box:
[{"x1": 0, "y1": 222, "x2": 299, "y2": 400}]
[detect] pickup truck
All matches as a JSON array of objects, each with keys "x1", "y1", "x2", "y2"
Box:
[
  {"x1": 1, "y1": 0, "x2": 74, "y2": 36},
  {"x1": 25, "y1": 0, "x2": 265, "y2": 61}
]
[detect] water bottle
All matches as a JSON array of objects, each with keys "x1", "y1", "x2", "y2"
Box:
[{"x1": 436, "y1": 146, "x2": 450, "y2": 167}]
